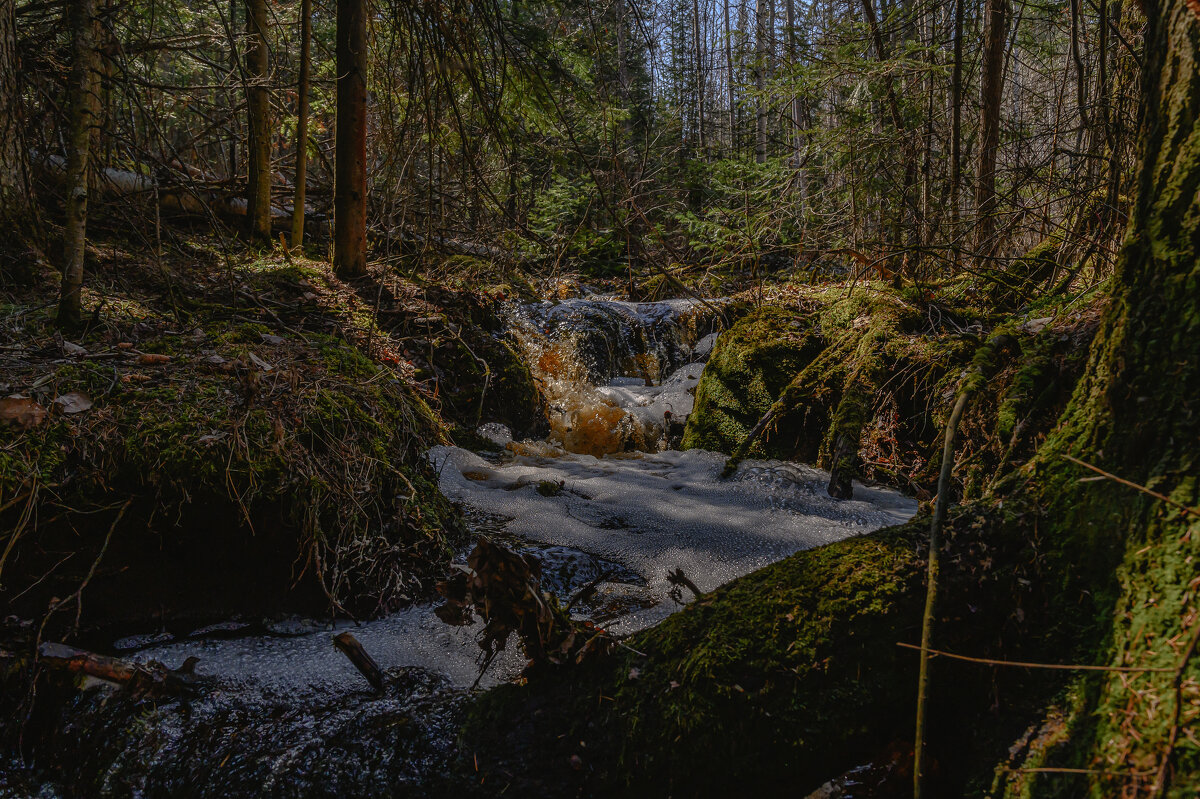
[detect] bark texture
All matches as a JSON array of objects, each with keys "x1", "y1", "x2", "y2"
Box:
[
  {"x1": 244, "y1": 0, "x2": 271, "y2": 241},
  {"x1": 1020, "y1": 0, "x2": 1200, "y2": 790},
  {"x1": 334, "y1": 0, "x2": 367, "y2": 277},
  {"x1": 290, "y1": 0, "x2": 311, "y2": 248},
  {"x1": 57, "y1": 0, "x2": 98, "y2": 327},
  {"x1": 975, "y1": 0, "x2": 1009, "y2": 261},
  {"x1": 0, "y1": 0, "x2": 37, "y2": 271}
]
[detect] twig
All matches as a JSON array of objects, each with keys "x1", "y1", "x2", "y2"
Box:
[
  {"x1": 1064, "y1": 454, "x2": 1200, "y2": 519},
  {"x1": 1003, "y1": 766, "x2": 1157, "y2": 778},
  {"x1": 897, "y1": 642, "x2": 1175, "y2": 673},
  {"x1": 566, "y1": 568, "x2": 615, "y2": 612},
  {"x1": 666, "y1": 568, "x2": 702, "y2": 601}
]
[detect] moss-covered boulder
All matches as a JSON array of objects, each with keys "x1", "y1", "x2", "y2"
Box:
[
  {"x1": 0, "y1": 254, "x2": 468, "y2": 632},
  {"x1": 681, "y1": 306, "x2": 825, "y2": 458},
  {"x1": 374, "y1": 284, "x2": 549, "y2": 441}
]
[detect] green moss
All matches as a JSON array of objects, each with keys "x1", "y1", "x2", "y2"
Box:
[{"x1": 682, "y1": 306, "x2": 824, "y2": 456}]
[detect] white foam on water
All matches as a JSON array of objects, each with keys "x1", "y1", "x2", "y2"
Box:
[
  {"x1": 430, "y1": 445, "x2": 917, "y2": 632},
  {"x1": 131, "y1": 605, "x2": 527, "y2": 694}
]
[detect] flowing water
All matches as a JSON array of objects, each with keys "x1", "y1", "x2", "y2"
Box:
[{"x1": 6, "y1": 297, "x2": 917, "y2": 797}]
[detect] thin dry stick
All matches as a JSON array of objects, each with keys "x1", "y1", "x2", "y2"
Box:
[
  {"x1": 913, "y1": 390, "x2": 969, "y2": 799},
  {"x1": 896, "y1": 642, "x2": 1175, "y2": 673},
  {"x1": 1005, "y1": 767, "x2": 1157, "y2": 778},
  {"x1": 1064, "y1": 454, "x2": 1200, "y2": 519}
]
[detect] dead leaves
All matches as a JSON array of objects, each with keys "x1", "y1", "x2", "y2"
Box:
[
  {"x1": 53, "y1": 391, "x2": 93, "y2": 415},
  {"x1": 1, "y1": 391, "x2": 95, "y2": 427},
  {"x1": 0, "y1": 397, "x2": 48, "y2": 428},
  {"x1": 436, "y1": 537, "x2": 614, "y2": 679}
]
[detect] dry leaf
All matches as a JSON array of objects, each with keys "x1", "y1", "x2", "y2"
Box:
[
  {"x1": 0, "y1": 397, "x2": 48, "y2": 428},
  {"x1": 248, "y1": 352, "x2": 274, "y2": 372},
  {"x1": 139, "y1": 353, "x2": 171, "y2": 364},
  {"x1": 53, "y1": 391, "x2": 93, "y2": 414}
]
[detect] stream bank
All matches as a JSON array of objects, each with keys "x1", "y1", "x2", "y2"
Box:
[{"x1": 2, "y1": 240, "x2": 1109, "y2": 797}]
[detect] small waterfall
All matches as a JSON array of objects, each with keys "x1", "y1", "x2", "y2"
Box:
[{"x1": 505, "y1": 298, "x2": 722, "y2": 456}]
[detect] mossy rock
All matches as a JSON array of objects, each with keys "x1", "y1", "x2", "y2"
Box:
[
  {"x1": 0, "y1": 325, "x2": 463, "y2": 629},
  {"x1": 980, "y1": 238, "x2": 1061, "y2": 309},
  {"x1": 681, "y1": 306, "x2": 825, "y2": 457},
  {"x1": 416, "y1": 288, "x2": 549, "y2": 439}
]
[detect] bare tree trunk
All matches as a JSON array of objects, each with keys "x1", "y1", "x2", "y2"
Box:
[
  {"x1": 755, "y1": 0, "x2": 768, "y2": 162},
  {"x1": 616, "y1": 0, "x2": 629, "y2": 105},
  {"x1": 1068, "y1": 0, "x2": 1089, "y2": 174},
  {"x1": 0, "y1": 0, "x2": 37, "y2": 270},
  {"x1": 724, "y1": 0, "x2": 736, "y2": 153},
  {"x1": 334, "y1": 0, "x2": 367, "y2": 277},
  {"x1": 692, "y1": 0, "x2": 706, "y2": 154},
  {"x1": 949, "y1": 0, "x2": 963, "y2": 266},
  {"x1": 290, "y1": 0, "x2": 310, "y2": 249},
  {"x1": 785, "y1": 0, "x2": 804, "y2": 188},
  {"x1": 226, "y1": 0, "x2": 238, "y2": 180},
  {"x1": 975, "y1": 0, "x2": 1009, "y2": 261},
  {"x1": 244, "y1": 0, "x2": 271, "y2": 241},
  {"x1": 57, "y1": 0, "x2": 98, "y2": 328}
]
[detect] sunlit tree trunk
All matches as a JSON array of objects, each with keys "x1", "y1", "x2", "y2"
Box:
[
  {"x1": 974, "y1": 0, "x2": 1008, "y2": 261},
  {"x1": 724, "y1": 0, "x2": 736, "y2": 153},
  {"x1": 244, "y1": 0, "x2": 271, "y2": 241},
  {"x1": 290, "y1": 0, "x2": 310, "y2": 249},
  {"x1": 692, "y1": 0, "x2": 706, "y2": 154},
  {"x1": 334, "y1": 0, "x2": 367, "y2": 277},
  {"x1": 948, "y1": 0, "x2": 963, "y2": 266},
  {"x1": 57, "y1": 0, "x2": 98, "y2": 327},
  {"x1": 755, "y1": 0, "x2": 768, "y2": 162}
]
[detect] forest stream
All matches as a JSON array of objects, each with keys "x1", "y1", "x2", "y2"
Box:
[{"x1": 8, "y1": 297, "x2": 915, "y2": 797}]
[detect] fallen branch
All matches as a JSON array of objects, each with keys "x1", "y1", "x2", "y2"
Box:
[
  {"x1": 332, "y1": 631, "x2": 386, "y2": 693},
  {"x1": 896, "y1": 642, "x2": 1174, "y2": 673},
  {"x1": 1064, "y1": 454, "x2": 1200, "y2": 520},
  {"x1": 33, "y1": 641, "x2": 205, "y2": 695}
]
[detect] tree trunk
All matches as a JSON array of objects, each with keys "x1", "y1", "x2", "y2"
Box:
[
  {"x1": 57, "y1": 0, "x2": 98, "y2": 328},
  {"x1": 754, "y1": 0, "x2": 768, "y2": 163},
  {"x1": 0, "y1": 0, "x2": 37, "y2": 270},
  {"x1": 244, "y1": 0, "x2": 271, "y2": 242},
  {"x1": 948, "y1": 0, "x2": 963, "y2": 266},
  {"x1": 290, "y1": 0, "x2": 310, "y2": 249},
  {"x1": 334, "y1": 0, "x2": 367, "y2": 277},
  {"x1": 692, "y1": 0, "x2": 706, "y2": 154},
  {"x1": 974, "y1": 0, "x2": 1008, "y2": 262},
  {"x1": 724, "y1": 0, "x2": 735, "y2": 153},
  {"x1": 785, "y1": 0, "x2": 805, "y2": 190}
]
